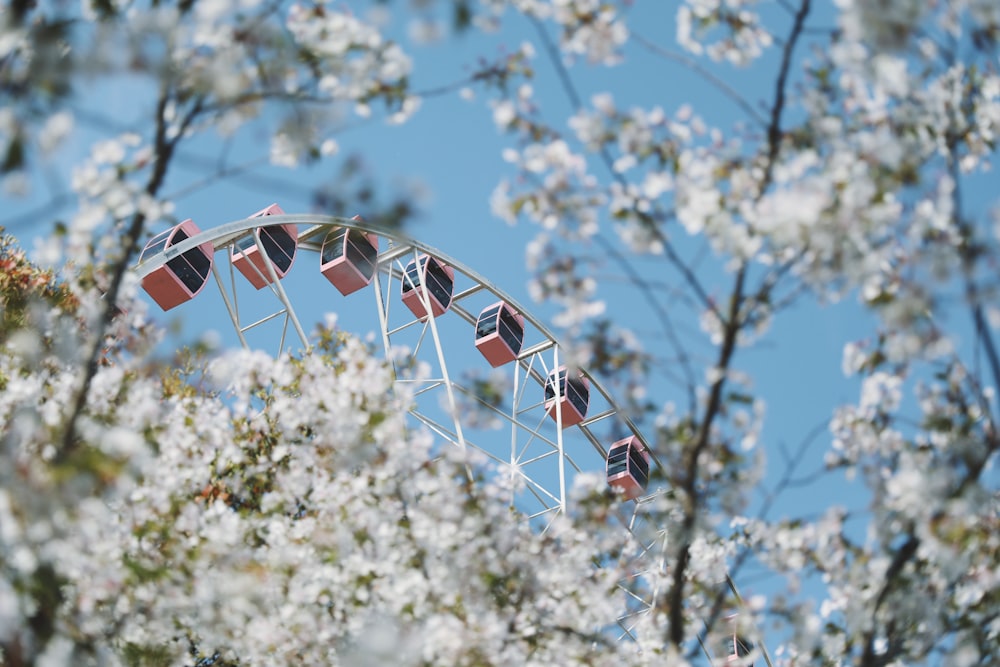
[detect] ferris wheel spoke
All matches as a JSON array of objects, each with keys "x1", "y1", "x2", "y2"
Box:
[
  {"x1": 405, "y1": 378, "x2": 447, "y2": 395},
  {"x1": 450, "y1": 382, "x2": 562, "y2": 454},
  {"x1": 211, "y1": 265, "x2": 249, "y2": 350},
  {"x1": 407, "y1": 409, "x2": 463, "y2": 449},
  {"x1": 527, "y1": 500, "x2": 560, "y2": 519},
  {"x1": 515, "y1": 448, "x2": 561, "y2": 468}
]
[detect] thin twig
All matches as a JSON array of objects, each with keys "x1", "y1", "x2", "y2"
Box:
[
  {"x1": 593, "y1": 233, "x2": 700, "y2": 414},
  {"x1": 631, "y1": 32, "x2": 769, "y2": 130},
  {"x1": 528, "y1": 15, "x2": 721, "y2": 322}
]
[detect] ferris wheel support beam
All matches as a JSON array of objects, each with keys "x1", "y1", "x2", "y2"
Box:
[
  {"x1": 396, "y1": 251, "x2": 467, "y2": 452},
  {"x1": 211, "y1": 265, "x2": 250, "y2": 350},
  {"x1": 370, "y1": 259, "x2": 395, "y2": 366},
  {"x1": 510, "y1": 361, "x2": 521, "y2": 507},
  {"x1": 552, "y1": 346, "x2": 568, "y2": 515},
  {"x1": 246, "y1": 231, "x2": 310, "y2": 350}
]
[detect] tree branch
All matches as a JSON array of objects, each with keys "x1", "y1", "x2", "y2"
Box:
[
  {"x1": 631, "y1": 32, "x2": 769, "y2": 130},
  {"x1": 859, "y1": 533, "x2": 920, "y2": 667},
  {"x1": 527, "y1": 15, "x2": 720, "y2": 320},
  {"x1": 58, "y1": 88, "x2": 204, "y2": 457},
  {"x1": 665, "y1": 0, "x2": 811, "y2": 648},
  {"x1": 668, "y1": 263, "x2": 746, "y2": 647},
  {"x1": 592, "y1": 233, "x2": 699, "y2": 414}
]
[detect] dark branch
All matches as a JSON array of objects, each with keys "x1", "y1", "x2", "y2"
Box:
[
  {"x1": 859, "y1": 533, "x2": 920, "y2": 667},
  {"x1": 666, "y1": 0, "x2": 811, "y2": 648},
  {"x1": 592, "y1": 233, "x2": 699, "y2": 414},
  {"x1": 58, "y1": 88, "x2": 204, "y2": 457}
]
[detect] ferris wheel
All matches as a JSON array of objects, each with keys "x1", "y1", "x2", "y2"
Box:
[{"x1": 132, "y1": 206, "x2": 766, "y2": 665}]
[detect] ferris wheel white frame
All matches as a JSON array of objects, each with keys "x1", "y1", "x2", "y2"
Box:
[
  {"x1": 133, "y1": 212, "x2": 772, "y2": 664},
  {"x1": 134, "y1": 213, "x2": 658, "y2": 514}
]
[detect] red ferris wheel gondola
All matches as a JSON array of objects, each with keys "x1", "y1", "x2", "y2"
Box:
[
  {"x1": 138, "y1": 218, "x2": 214, "y2": 311},
  {"x1": 474, "y1": 301, "x2": 525, "y2": 367},
  {"x1": 606, "y1": 436, "x2": 650, "y2": 500},
  {"x1": 230, "y1": 204, "x2": 298, "y2": 289},
  {"x1": 544, "y1": 366, "x2": 590, "y2": 428},
  {"x1": 320, "y1": 222, "x2": 379, "y2": 296},
  {"x1": 401, "y1": 254, "x2": 454, "y2": 320}
]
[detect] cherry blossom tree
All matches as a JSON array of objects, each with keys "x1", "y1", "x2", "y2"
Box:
[{"x1": 2, "y1": 1, "x2": 999, "y2": 666}]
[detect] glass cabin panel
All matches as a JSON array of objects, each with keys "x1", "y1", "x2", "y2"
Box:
[
  {"x1": 185, "y1": 244, "x2": 212, "y2": 279},
  {"x1": 345, "y1": 231, "x2": 377, "y2": 280},
  {"x1": 270, "y1": 226, "x2": 297, "y2": 261},
  {"x1": 425, "y1": 260, "x2": 452, "y2": 307},
  {"x1": 402, "y1": 259, "x2": 425, "y2": 293},
  {"x1": 476, "y1": 307, "x2": 501, "y2": 338},
  {"x1": 476, "y1": 318, "x2": 498, "y2": 338},
  {"x1": 566, "y1": 378, "x2": 589, "y2": 415},
  {"x1": 149, "y1": 229, "x2": 172, "y2": 246},
  {"x1": 167, "y1": 256, "x2": 204, "y2": 292},
  {"x1": 260, "y1": 228, "x2": 293, "y2": 273},
  {"x1": 234, "y1": 234, "x2": 257, "y2": 253},
  {"x1": 631, "y1": 458, "x2": 649, "y2": 488},
  {"x1": 140, "y1": 230, "x2": 172, "y2": 261},
  {"x1": 356, "y1": 233, "x2": 378, "y2": 273},
  {"x1": 607, "y1": 448, "x2": 629, "y2": 477},
  {"x1": 321, "y1": 228, "x2": 348, "y2": 264},
  {"x1": 544, "y1": 370, "x2": 567, "y2": 402},
  {"x1": 498, "y1": 309, "x2": 523, "y2": 350},
  {"x1": 140, "y1": 237, "x2": 169, "y2": 261}
]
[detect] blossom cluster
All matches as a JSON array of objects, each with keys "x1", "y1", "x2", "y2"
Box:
[
  {"x1": 676, "y1": 0, "x2": 774, "y2": 66},
  {"x1": 0, "y1": 276, "x2": 645, "y2": 664}
]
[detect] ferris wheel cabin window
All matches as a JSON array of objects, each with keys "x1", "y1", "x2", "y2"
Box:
[
  {"x1": 139, "y1": 229, "x2": 172, "y2": 261},
  {"x1": 476, "y1": 306, "x2": 501, "y2": 338},
  {"x1": 260, "y1": 226, "x2": 295, "y2": 272},
  {"x1": 498, "y1": 307, "x2": 523, "y2": 351}
]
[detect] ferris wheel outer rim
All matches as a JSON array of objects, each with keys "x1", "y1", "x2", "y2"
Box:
[{"x1": 132, "y1": 212, "x2": 652, "y2": 462}]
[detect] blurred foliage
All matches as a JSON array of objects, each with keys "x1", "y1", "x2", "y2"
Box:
[{"x1": 0, "y1": 228, "x2": 78, "y2": 340}]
